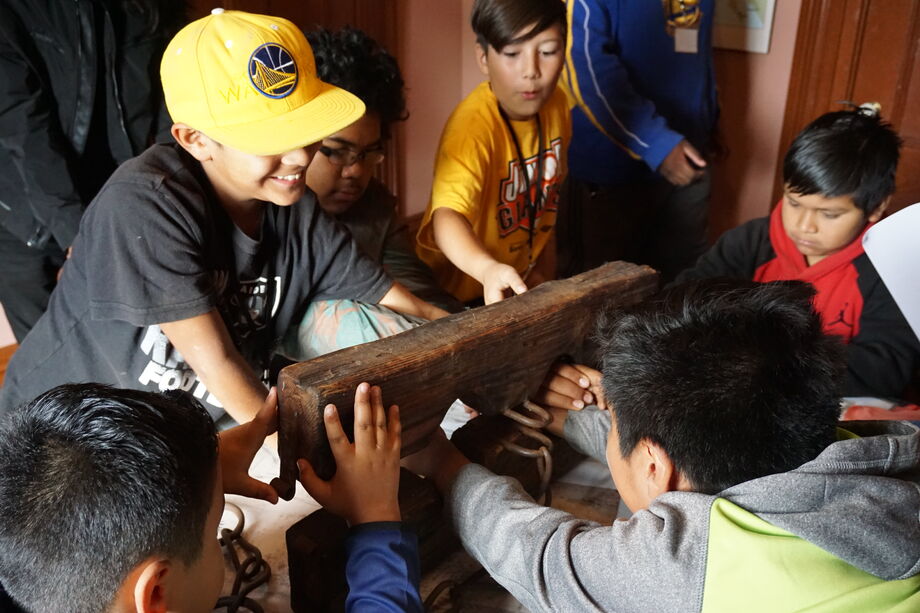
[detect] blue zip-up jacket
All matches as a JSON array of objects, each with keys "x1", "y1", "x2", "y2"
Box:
[{"x1": 563, "y1": 0, "x2": 718, "y2": 184}]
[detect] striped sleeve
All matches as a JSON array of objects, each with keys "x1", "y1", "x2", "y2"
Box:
[{"x1": 563, "y1": 0, "x2": 683, "y2": 171}]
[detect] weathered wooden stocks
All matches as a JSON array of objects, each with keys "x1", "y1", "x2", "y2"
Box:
[{"x1": 274, "y1": 261, "x2": 658, "y2": 498}]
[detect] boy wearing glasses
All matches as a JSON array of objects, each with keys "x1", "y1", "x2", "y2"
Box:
[
  {"x1": 275, "y1": 27, "x2": 463, "y2": 363},
  {"x1": 304, "y1": 27, "x2": 461, "y2": 313}
]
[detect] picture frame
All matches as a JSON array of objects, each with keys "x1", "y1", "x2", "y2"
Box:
[{"x1": 712, "y1": 0, "x2": 777, "y2": 54}]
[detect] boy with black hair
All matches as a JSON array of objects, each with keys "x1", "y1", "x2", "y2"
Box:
[
  {"x1": 291, "y1": 26, "x2": 461, "y2": 348},
  {"x1": 415, "y1": 0, "x2": 570, "y2": 304},
  {"x1": 0, "y1": 382, "x2": 421, "y2": 612},
  {"x1": 0, "y1": 10, "x2": 445, "y2": 421},
  {"x1": 277, "y1": 26, "x2": 462, "y2": 362},
  {"x1": 405, "y1": 279, "x2": 920, "y2": 611},
  {"x1": 677, "y1": 109, "x2": 920, "y2": 399}
]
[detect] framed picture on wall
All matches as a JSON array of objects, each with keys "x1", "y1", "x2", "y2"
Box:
[{"x1": 712, "y1": 0, "x2": 777, "y2": 54}]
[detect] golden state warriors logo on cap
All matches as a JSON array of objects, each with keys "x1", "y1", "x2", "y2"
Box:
[{"x1": 248, "y1": 42, "x2": 298, "y2": 99}]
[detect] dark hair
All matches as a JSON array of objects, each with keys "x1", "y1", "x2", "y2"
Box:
[
  {"x1": 599, "y1": 279, "x2": 845, "y2": 494},
  {"x1": 0, "y1": 384, "x2": 219, "y2": 613},
  {"x1": 307, "y1": 27, "x2": 407, "y2": 139},
  {"x1": 471, "y1": 0, "x2": 566, "y2": 51},
  {"x1": 783, "y1": 109, "x2": 901, "y2": 215}
]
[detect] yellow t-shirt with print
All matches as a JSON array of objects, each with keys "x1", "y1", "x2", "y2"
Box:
[{"x1": 416, "y1": 81, "x2": 571, "y2": 302}]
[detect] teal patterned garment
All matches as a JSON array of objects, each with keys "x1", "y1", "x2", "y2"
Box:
[{"x1": 278, "y1": 299, "x2": 426, "y2": 362}]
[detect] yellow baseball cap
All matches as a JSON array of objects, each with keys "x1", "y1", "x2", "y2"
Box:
[{"x1": 161, "y1": 9, "x2": 365, "y2": 156}]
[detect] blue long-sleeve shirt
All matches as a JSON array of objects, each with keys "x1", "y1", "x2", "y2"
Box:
[
  {"x1": 563, "y1": 0, "x2": 718, "y2": 184},
  {"x1": 345, "y1": 522, "x2": 423, "y2": 612}
]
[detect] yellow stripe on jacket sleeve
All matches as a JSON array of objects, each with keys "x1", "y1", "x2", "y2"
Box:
[{"x1": 564, "y1": 0, "x2": 642, "y2": 160}]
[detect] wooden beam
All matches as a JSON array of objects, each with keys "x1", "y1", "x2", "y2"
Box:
[{"x1": 274, "y1": 262, "x2": 658, "y2": 497}]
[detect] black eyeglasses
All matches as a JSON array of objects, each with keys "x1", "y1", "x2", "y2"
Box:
[{"x1": 318, "y1": 145, "x2": 386, "y2": 167}]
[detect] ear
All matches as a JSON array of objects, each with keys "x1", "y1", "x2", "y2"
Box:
[
  {"x1": 132, "y1": 559, "x2": 171, "y2": 613},
  {"x1": 475, "y1": 42, "x2": 491, "y2": 78},
  {"x1": 171, "y1": 123, "x2": 215, "y2": 162},
  {"x1": 640, "y1": 439, "x2": 688, "y2": 500},
  {"x1": 867, "y1": 196, "x2": 891, "y2": 223}
]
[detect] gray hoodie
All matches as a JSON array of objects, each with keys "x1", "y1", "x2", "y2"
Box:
[{"x1": 448, "y1": 408, "x2": 920, "y2": 612}]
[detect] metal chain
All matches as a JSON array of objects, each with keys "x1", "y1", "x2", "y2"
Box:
[
  {"x1": 501, "y1": 399, "x2": 555, "y2": 506},
  {"x1": 214, "y1": 503, "x2": 271, "y2": 613}
]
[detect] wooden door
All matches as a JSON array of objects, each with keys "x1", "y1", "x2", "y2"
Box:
[
  {"x1": 777, "y1": 0, "x2": 920, "y2": 213},
  {"x1": 185, "y1": 1, "x2": 402, "y2": 199}
]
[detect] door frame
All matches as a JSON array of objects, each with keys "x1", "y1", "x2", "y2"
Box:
[{"x1": 774, "y1": 0, "x2": 920, "y2": 205}]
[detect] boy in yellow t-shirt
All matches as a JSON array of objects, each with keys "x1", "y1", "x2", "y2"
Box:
[{"x1": 416, "y1": 0, "x2": 571, "y2": 304}]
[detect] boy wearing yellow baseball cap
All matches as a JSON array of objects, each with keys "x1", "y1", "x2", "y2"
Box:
[{"x1": 0, "y1": 10, "x2": 445, "y2": 423}]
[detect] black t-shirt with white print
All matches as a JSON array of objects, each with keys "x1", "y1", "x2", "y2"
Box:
[{"x1": 0, "y1": 143, "x2": 392, "y2": 418}]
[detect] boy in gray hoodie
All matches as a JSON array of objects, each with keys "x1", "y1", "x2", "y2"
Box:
[{"x1": 405, "y1": 278, "x2": 920, "y2": 612}]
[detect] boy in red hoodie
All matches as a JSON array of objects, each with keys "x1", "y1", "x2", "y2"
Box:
[{"x1": 678, "y1": 108, "x2": 919, "y2": 399}]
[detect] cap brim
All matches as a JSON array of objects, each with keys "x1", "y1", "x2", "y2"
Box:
[{"x1": 204, "y1": 83, "x2": 366, "y2": 156}]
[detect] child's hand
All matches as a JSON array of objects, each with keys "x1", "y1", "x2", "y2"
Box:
[
  {"x1": 536, "y1": 362, "x2": 606, "y2": 411},
  {"x1": 218, "y1": 387, "x2": 280, "y2": 504},
  {"x1": 482, "y1": 262, "x2": 528, "y2": 304},
  {"x1": 298, "y1": 383, "x2": 401, "y2": 525},
  {"x1": 401, "y1": 429, "x2": 470, "y2": 495}
]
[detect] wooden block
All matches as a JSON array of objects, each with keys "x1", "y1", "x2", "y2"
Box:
[
  {"x1": 275, "y1": 262, "x2": 657, "y2": 497},
  {"x1": 286, "y1": 509, "x2": 349, "y2": 612}
]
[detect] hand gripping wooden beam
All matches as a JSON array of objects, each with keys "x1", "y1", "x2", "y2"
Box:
[{"x1": 274, "y1": 261, "x2": 658, "y2": 499}]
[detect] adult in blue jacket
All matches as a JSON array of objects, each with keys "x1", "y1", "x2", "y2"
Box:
[{"x1": 559, "y1": 0, "x2": 718, "y2": 281}]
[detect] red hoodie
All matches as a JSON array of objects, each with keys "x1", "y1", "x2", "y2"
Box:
[
  {"x1": 676, "y1": 203, "x2": 919, "y2": 398},
  {"x1": 753, "y1": 204, "x2": 872, "y2": 342}
]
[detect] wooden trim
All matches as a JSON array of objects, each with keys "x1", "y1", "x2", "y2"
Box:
[
  {"x1": 890, "y1": 2, "x2": 920, "y2": 127},
  {"x1": 378, "y1": 1, "x2": 402, "y2": 203},
  {"x1": 370, "y1": 1, "x2": 403, "y2": 206},
  {"x1": 774, "y1": 0, "x2": 920, "y2": 205},
  {"x1": 841, "y1": 1, "x2": 871, "y2": 100},
  {"x1": 0, "y1": 344, "x2": 18, "y2": 388},
  {"x1": 773, "y1": 0, "x2": 837, "y2": 203}
]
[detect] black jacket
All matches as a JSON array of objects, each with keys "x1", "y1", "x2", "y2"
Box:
[
  {"x1": 0, "y1": 0, "x2": 184, "y2": 249},
  {"x1": 676, "y1": 215, "x2": 920, "y2": 399}
]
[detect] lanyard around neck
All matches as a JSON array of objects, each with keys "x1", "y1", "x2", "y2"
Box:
[{"x1": 499, "y1": 107, "x2": 544, "y2": 259}]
